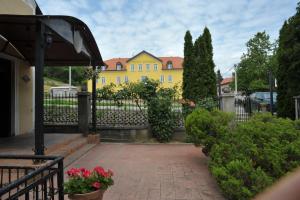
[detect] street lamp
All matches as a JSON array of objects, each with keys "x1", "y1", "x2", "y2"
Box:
[{"x1": 269, "y1": 70, "x2": 274, "y2": 115}]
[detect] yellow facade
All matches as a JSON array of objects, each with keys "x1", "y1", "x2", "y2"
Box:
[{"x1": 88, "y1": 51, "x2": 183, "y2": 92}]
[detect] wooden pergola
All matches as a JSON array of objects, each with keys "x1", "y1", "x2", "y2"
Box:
[{"x1": 0, "y1": 14, "x2": 103, "y2": 155}]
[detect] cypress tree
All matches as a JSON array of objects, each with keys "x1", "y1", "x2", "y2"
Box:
[
  {"x1": 182, "y1": 31, "x2": 194, "y2": 100},
  {"x1": 277, "y1": 3, "x2": 300, "y2": 119},
  {"x1": 193, "y1": 35, "x2": 207, "y2": 100},
  {"x1": 202, "y1": 27, "x2": 217, "y2": 97}
]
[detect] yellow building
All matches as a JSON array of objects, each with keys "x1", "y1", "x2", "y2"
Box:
[{"x1": 88, "y1": 50, "x2": 183, "y2": 91}]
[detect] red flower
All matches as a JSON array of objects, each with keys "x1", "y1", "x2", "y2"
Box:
[
  {"x1": 92, "y1": 182, "x2": 101, "y2": 189},
  {"x1": 66, "y1": 168, "x2": 81, "y2": 177},
  {"x1": 94, "y1": 166, "x2": 106, "y2": 176},
  {"x1": 81, "y1": 169, "x2": 91, "y2": 178}
]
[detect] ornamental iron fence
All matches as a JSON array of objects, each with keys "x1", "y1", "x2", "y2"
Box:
[
  {"x1": 44, "y1": 93, "x2": 78, "y2": 125},
  {"x1": 0, "y1": 155, "x2": 64, "y2": 200}
]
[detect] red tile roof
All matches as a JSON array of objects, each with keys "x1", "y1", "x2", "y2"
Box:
[
  {"x1": 221, "y1": 77, "x2": 233, "y2": 85},
  {"x1": 103, "y1": 51, "x2": 183, "y2": 71},
  {"x1": 104, "y1": 58, "x2": 128, "y2": 71},
  {"x1": 160, "y1": 57, "x2": 183, "y2": 70}
]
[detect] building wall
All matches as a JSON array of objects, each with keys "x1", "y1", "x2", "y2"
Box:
[
  {"x1": 88, "y1": 53, "x2": 183, "y2": 92},
  {"x1": 18, "y1": 62, "x2": 34, "y2": 135},
  {"x1": 0, "y1": 0, "x2": 36, "y2": 15},
  {"x1": 0, "y1": 0, "x2": 36, "y2": 135}
]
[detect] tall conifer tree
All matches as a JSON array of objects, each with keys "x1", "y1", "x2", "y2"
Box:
[
  {"x1": 277, "y1": 3, "x2": 300, "y2": 119},
  {"x1": 182, "y1": 31, "x2": 194, "y2": 100},
  {"x1": 202, "y1": 27, "x2": 217, "y2": 97}
]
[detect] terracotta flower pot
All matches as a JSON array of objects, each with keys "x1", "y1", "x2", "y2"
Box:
[{"x1": 68, "y1": 189, "x2": 105, "y2": 200}]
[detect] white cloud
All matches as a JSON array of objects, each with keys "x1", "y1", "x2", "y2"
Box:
[{"x1": 36, "y1": 0, "x2": 298, "y2": 76}]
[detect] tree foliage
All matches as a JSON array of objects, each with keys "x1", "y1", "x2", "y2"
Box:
[
  {"x1": 277, "y1": 3, "x2": 300, "y2": 119},
  {"x1": 182, "y1": 31, "x2": 194, "y2": 100},
  {"x1": 44, "y1": 66, "x2": 88, "y2": 86},
  {"x1": 183, "y1": 27, "x2": 217, "y2": 102},
  {"x1": 234, "y1": 32, "x2": 277, "y2": 93}
]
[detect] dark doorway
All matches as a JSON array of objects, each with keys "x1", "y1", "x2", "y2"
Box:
[{"x1": 0, "y1": 58, "x2": 12, "y2": 137}]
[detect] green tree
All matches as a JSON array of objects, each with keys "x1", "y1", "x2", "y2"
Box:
[
  {"x1": 202, "y1": 27, "x2": 217, "y2": 97},
  {"x1": 277, "y1": 3, "x2": 300, "y2": 119},
  {"x1": 44, "y1": 66, "x2": 87, "y2": 86},
  {"x1": 235, "y1": 31, "x2": 277, "y2": 93},
  {"x1": 182, "y1": 31, "x2": 194, "y2": 100},
  {"x1": 192, "y1": 27, "x2": 216, "y2": 100}
]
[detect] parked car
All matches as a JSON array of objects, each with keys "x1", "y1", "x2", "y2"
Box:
[{"x1": 249, "y1": 92, "x2": 277, "y2": 112}]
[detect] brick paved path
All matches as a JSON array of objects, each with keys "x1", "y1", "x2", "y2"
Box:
[{"x1": 66, "y1": 144, "x2": 224, "y2": 200}]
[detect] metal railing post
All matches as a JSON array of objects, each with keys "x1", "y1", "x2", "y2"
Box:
[{"x1": 57, "y1": 159, "x2": 64, "y2": 200}]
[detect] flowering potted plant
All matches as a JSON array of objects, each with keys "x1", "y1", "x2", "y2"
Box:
[{"x1": 64, "y1": 166, "x2": 114, "y2": 200}]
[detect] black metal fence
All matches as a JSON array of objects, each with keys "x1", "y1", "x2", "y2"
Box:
[
  {"x1": 95, "y1": 98, "x2": 185, "y2": 128},
  {"x1": 44, "y1": 93, "x2": 78, "y2": 125},
  {"x1": 234, "y1": 96, "x2": 253, "y2": 122},
  {"x1": 0, "y1": 155, "x2": 64, "y2": 200}
]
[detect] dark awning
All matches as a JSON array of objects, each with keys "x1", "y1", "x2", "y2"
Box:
[{"x1": 0, "y1": 14, "x2": 104, "y2": 66}]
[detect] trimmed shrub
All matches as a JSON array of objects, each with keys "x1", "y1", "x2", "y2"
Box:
[
  {"x1": 185, "y1": 108, "x2": 234, "y2": 155},
  {"x1": 148, "y1": 96, "x2": 175, "y2": 142},
  {"x1": 209, "y1": 113, "x2": 300, "y2": 200}
]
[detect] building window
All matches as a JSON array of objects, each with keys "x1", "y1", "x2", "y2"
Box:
[
  {"x1": 138, "y1": 64, "x2": 142, "y2": 71},
  {"x1": 101, "y1": 66, "x2": 106, "y2": 71},
  {"x1": 160, "y1": 75, "x2": 164, "y2": 83},
  {"x1": 116, "y1": 76, "x2": 121, "y2": 84},
  {"x1": 154, "y1": 64, "x2": 158, "y2": 71},
  {"x1": 141, "y1": 76, "x2": 147, "y2": 82},
  {"x1": 130, "y1": 64, "x2": 134, "y2": 72},
  {"x1": 146, "y1": 64, "x2": 150, "y2": 71},
  {"x1": 101, "y1": 77, "x2": 106, "y2": 84},
  {"x1": 116, "y1": 62, "x2": 122, "y2": 71},
  {"x1": 168, "y1": 75, "x2": 172, "y2": 83},
  {"x1": 167, "y1": 61, "x2": 173, "y2": 69},
  {"x1": 125, "y1": 76, "x2": 129, "y2": 83}
]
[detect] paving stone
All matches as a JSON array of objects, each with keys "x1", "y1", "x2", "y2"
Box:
[{"x1": 66, "y1": 144, "x2": 225, "y2": 200}]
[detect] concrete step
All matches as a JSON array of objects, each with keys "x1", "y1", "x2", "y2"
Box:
[
  {"x1": 45, "y1": 134, "x2": 83, "y2": 155},
  {"x1": 100, "y1": 132, "x2": 133, "y2": 143},
  {"x1": 47, "y1": 136, "x2": 87, "y2": 157}
]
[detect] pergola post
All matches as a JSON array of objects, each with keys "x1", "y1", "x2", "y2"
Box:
[
  {"x1": 34, "y1": 21, "x2": 45, "y2": 155},
  {"x1": 92, "y1": 64, "x2": 97, "y2": 134}
]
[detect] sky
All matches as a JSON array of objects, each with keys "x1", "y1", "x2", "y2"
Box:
[{"x1": 36, "y1": 0, "x2": 298, "y2": 77}]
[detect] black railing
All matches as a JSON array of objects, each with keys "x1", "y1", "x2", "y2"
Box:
[
  {"x1": 0, "y1": 155, "x2": 64, "y2": 200},
  {"x1": 95, "y1": 98, "x2": 185, "y2": 128},
  {"x1": 95, "y1": 98, "x2": 148, "y2": 128},
  {"x1": 234, "y1": 96, "x2": 252, "y2": 122},
  {"x1": 44, "y1": 93, "x2": 78, "y2": 125}
]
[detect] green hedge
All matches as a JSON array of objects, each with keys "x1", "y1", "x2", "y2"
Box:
[
  {"x1": 186, "y1": 110, "x2": 300, "y2": 200},
  {"x1": 185, "y1": 108, "x2": 234, "y2": 155}
]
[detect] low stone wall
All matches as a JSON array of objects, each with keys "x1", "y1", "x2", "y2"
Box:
[{"x1": 99, "y1": 126, "x2": 186, "y2": 142}]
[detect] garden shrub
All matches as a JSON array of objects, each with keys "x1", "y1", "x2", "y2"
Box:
[
  {"x1": 148, "y1": 95, "x2": 175, "y2": 142},
  {"x1": 209, "y1": 113, "x2": 300, "y2": 200},
  {"x1": 185, "y1": 108, "x2": 234, "y2": 155}
]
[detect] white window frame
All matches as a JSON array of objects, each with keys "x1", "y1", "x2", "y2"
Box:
[
  {"x1": 146, "y1": 64, "x2": 150, "y2": 71},
  {"x1": 116, "y1": 76, "x2": 121, "y2": 84},
  {"x1": 101, "y1": 66, "x2": 106, "y2": 71},
  {"x1": 154, "y1": 64, "x2": 158, "y2": 71},
  {"x1": 138, "y1": 64, "x2": 142, "y2": 71},
  {"x1": 167, "y1": 62, "x2": 173, "y2": 69},
  {"x1": 141, "y1": 76, "x2": 147, "y2": 82},
  {"x1": 125, "y1": 76, "x2": 129, "y2": 83},
  {"x1": 116, "y1": 63, "x2": 122, "y2": 71},
  {"x1": 130, "y1": 64, "x2": 134, "y2": 72},
  {"x1": 160, "y1": 75, "x2": 164, "y2": 83},
  {"x1": 168, "y1": 75, "x2": 172, "y2": 83},
  {"x1": 101, "y1": 77, "x2": 106, "y2": 84}
]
